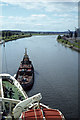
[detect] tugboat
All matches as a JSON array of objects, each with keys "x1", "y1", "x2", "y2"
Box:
[
  {"x1": 0, "y1": 74, "x2": 65, "y2": 120},
  {"x1": 15, "y1": 48, "x2": 34, "y2": 91}
]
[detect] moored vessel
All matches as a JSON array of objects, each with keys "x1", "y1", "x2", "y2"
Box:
[{"x1": 15, "y1": 48, "x2": 34, "y2": 90}]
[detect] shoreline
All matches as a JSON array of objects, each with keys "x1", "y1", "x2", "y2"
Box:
[
  {"x1": 0, "y1": 34, "x2": 59, "y2": 44},
  {"x1": 57, "y1": 38, "x2": 80, "y2": 52},
  {"x1": 0, "y1": 34, "x2": 32, "y2": 44}
]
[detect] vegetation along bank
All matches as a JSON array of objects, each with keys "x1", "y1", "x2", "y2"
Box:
[
  {"x1": 0, "y1": 30, "x2": 32, "y2": 43},
  {"x1": 57, "y1": 35, "x2": 80, "y2": 52}
]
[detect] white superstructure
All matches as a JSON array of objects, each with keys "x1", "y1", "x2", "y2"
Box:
[{"x1": 0, "y1": 73, "x2": 27, "y2": 119}]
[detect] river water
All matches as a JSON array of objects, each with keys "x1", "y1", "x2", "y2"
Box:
[{"x1": 1, "y1": 35, "x2": 79, "y2": 119}]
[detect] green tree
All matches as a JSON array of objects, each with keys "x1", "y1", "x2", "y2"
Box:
[{"x1": 57, "y1": 35, "x2": 61, "y2": 39}]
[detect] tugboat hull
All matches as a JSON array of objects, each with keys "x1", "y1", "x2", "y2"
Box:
[{"x1": 16, "y1": 48, "x2": 34, "y2": 91}]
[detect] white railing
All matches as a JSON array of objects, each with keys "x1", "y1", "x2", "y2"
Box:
[{"x1": 0, "y1": 97, "x2": 20, "y2": 116}]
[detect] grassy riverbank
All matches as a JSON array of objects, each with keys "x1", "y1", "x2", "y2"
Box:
[
  {"x1": 0, "y1": 30, "x2": 65, "y2": 44},
  {"x1": 57, "y1": 37, "x2": 80, "y2": 52},
  {"x1": 0, "y1": 33, "x2": 58, "y2": 43},
  {"x1": 1, "y1": 34, "x2": 32, "y2": 42}
]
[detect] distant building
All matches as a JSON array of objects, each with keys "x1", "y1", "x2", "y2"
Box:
[{"x1": 76, "y1": 28, "x2": 80, "y2": 37}]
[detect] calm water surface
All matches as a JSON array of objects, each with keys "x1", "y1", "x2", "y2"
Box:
[{"x1": 1, "y1": 35, "x2": 79, "y2": 119}]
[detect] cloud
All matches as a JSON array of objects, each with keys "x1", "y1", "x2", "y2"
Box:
[
  {"x1": 0, "y1": 16, "x2": 5, "y2": 23},
  {"x1": 0, "y1": 0, "x2": 78, "y2": 11},
  {"x1": 0, "y1": 0, "x2": 80, "y2": 3},
  {"x1": 6, "y1": 14, "x2": 47, "y2": 23},
  {"x1": 35, "y1": 23, "x2": 43, "y2": 26},
  {"x1": 0, "y1": 3, "x2": 8, "y2": 6},
  {"x1": 1, "y1": 16, "x2": 78, "y2": 31},
  {"x1": 43, "y1": 2, "x2": 78, "y2": 13},
  {"x1": 0, "y1": 16, "x2": 5, "y2": 18},
  {"x1": 31, "y1": 14, "x2": 46, "y2": 17},
  {"x1": 0, "y1": 0, "x2": 78, "y2": 31},
  {"x1": 8, "y1": 16, "x2": 26, "y2": 21},
  {"x1": 53, "y1": 13, "x2": 77, "y2": 19}
]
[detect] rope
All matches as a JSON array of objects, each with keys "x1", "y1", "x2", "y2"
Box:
[
  {"x1": 34, "y1": 105, "x2": 46, "y2": 120},
  {"x1": 34, "y1": 107, "x2": 37, "y2": 120},
  {"x1": 41, "y1": 107, "x2": 46, "y2": 120}
]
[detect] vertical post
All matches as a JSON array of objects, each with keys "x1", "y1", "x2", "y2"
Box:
[
  {"x1": 0, "y1": 99, "x2": 2, "y2": 120},
  {"x1": 25, "y1": 48, "x2": 27, "y2": 56}
]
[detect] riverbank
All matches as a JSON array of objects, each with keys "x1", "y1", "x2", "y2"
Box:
[
  {"x1": 57, "y1": 36, "x2": 80, "y2": 52},
  {"x1": 0, "y1": 34, "x2": 32, "y2": 44},
  {"x1": 0, "y1": 33, "x2": 62, "y2": 44}
]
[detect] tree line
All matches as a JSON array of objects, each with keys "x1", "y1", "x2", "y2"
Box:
[{"x1": 1, "y1": 31, "x2": 22, "y2": 38}]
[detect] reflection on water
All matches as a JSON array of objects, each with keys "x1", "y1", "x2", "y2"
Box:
[{"x1": 2, "y1": 35, "x2": 79, "y2": 119}]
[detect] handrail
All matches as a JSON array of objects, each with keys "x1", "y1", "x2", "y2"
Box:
[
  {"x1": 0, "y1": 97, "x2": 20, "y2": 103},
  {"x1": 0, "y1": 78, "x2": 4, "y2": 98}
]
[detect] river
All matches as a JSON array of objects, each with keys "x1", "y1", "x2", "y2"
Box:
[{"x1": 1, "y1": 35, "x2": 79, "y2": 119}]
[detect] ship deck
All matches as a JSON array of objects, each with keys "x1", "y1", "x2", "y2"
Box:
[{"x1": 2, "y1": 80, "x2": 25, "y2": 100}]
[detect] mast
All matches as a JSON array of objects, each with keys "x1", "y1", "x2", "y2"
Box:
[
  {"x1": 24, "y1": 48, "x2": 28, "y2": 59},
  {"x1": 25, "y1": 48, "x2": 27, "y2": 56}
]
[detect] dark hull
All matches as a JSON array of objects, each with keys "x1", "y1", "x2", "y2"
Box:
[
  {"x1": 21, "y1": 69, "x2": 34, "y2": 90},
  {"x1": 15, "y1": 51, "x2": 34, "y2": 91}
]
